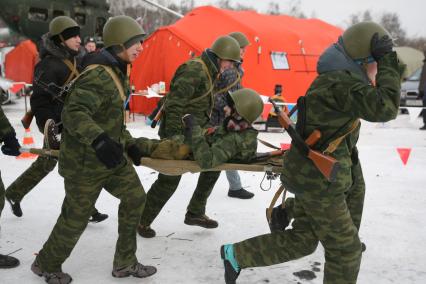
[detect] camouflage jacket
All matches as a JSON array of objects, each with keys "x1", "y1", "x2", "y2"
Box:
[
  {"x1": 58, "y1": 49, "x2": 134, "y2": 179},
  {"x1": 0, "y1": 107, "x2": 14, "y2": 141},
  {"x1": 210, "y1": 64, "x2": 243, "y2": 126},
  {"x1": 191, "y1": 125, "x2": 258, "y2": 169},
  {"x1": 281, "y1": 47, "x2": 402, "y2": 194},
  {"x1": 158, "y1": 51, "x2": 219, "y2": 138}
]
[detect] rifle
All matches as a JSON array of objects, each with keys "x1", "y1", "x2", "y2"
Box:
[
  {"x1": 20, "y1": 85, "x2": 33, "y2": 129},
  {"x1": 269, "y1": 98, "x2": 340, "y2": 182},
  {"x1": 33, "y1": 72, "x2": 70, "y2": 103},
  {"x1": 21, "y1": 110, "x2": 34, "y2": 129},
  {"x1": 20, "y1": 74, "x2": 70, "y2": 129},
  {"x1": 150, "y1": 103, "x2": 164, "y2": 128}
]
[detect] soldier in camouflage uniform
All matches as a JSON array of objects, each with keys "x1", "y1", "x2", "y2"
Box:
[
  {"x1": 0, "y1": 107, "x2": 20, "y2": 268},
  {"x1": 183, "y1": 88, "x2": 263, "y2": 169},
  {"x1": 211, "y1": 32, "x2": 254, "y2": 200},
  {"x1": 134, "y1": 88, "x2": 263, "y2": 169},
  {"x1": 137, "y1": 35, "x2": 241, "y2": 238},
  {"x1": 5, "y1": 16, "x2": 107, "y2": 223},
  {"x1": 31, "y1": 16, "x2": 156, "y2": 284},
  {"x1": 220, "y1": 22, "x2": 403, "y2": 284}
]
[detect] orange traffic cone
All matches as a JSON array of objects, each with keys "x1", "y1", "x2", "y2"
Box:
[{"x1": 16, "y1": 128, "x2": 38, "y2": 159}]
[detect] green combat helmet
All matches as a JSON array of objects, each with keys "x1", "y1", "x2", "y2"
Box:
[
  {"x1": 229, "y1": 32, "x2": 250, "y2": 48},
  {"x1": 341, "y1": 21, "x2": 391, "y2": 61},
  {"x1": 103, "y1": 15, "x2": 145, "y2": 49},
  {"x1": 230, "y1": 88, "x2": 263, "y2": 124},
  {"x1": 49, "y1": 16, "x2": 79, "y2": 37},
  {"x1": 210, "y1": 35, "x2": 241, "y2": 62}
]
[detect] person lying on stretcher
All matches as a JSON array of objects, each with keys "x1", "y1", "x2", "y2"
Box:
[{"x1": 128, "y1": 88, "x2": 265, "y2": 169}]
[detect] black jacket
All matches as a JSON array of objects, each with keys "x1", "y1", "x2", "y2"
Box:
[{"x1": 30, "y1": 33, "x2": 80, "y2": 132}]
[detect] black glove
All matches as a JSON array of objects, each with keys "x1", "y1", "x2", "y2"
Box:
[
  {"x1": 1, "y1": 131, "x2": 21, "y2": 156},
  {"x1": 370, "y1": 32, "x2": 393, "y2": 61},
  {"x1": 182, "y1": 114, "x2": 195, "y2": 140},
  {"x1": 127, "y1": 144, "x2": 143, "y2": 166},
  {"x1": 266, "y1": 205, "x2": 290, "y2": 233},
  {"x1": 91, "y1": 133, "x2": 123, "y2": 169}
]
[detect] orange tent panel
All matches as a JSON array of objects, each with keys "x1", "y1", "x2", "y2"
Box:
[
  {"x1": 5, "y1": 40, "x2": 38, "y2": 84},
  {"x1": 131, "y1": 6, "x2": 343, "y2": 115}
]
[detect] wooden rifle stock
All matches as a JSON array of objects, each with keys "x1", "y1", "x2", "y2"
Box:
[
  {"x1": 269, "y1": 98, "x2": 339, "y2": 182},
  {"x1": 21, "y1": 110, "x2": 34, "y2": 129}
]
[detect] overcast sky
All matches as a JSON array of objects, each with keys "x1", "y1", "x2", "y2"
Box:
[{"x1": 188, "y1": 0, "x2": 425, "y2": 37}]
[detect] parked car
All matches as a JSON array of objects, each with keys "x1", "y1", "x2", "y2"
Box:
[{"x1": 400, "y1": 67, "x2": 422, "y2": 107}]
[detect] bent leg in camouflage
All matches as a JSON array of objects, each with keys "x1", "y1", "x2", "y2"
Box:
[
  {"x1": 233, "y1": 187, "x2": 362, "y2": 283},
  {"x1": 35, "y1": 176, "x2": 102, "y2": 272},
  {"x1": 103, "y1": 164, "x2": 146, "y2": 269},
  {"x1": 5, "y1": 155, "x2": 57, "y2": 202},
  {"x1": 186, "y1": 171, "x2": 221, "y2": 215},
  {"x1": 139, "y1": 173, "x2": 181, "y2": 226}
]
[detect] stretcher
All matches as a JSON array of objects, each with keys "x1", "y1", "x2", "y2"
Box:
[
  {"x1": 23, "y1": 148, "x2": 284, "y2": 176},
  {"x1": 140, "y1": 157, "x2": 283, "y2": 176}
]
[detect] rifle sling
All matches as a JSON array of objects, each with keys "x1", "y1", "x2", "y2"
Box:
[
  {"x1": 79, "y1": 64, "x2": 126, "y2": 102},
  {"x1": 266, "y1": 184, "x2": 287, "y2": 223},
  {"x1": 323, "y1": 119, "x2": 360, "y2": 154},
  {"x1": 62, "y1": 58, "x2": 80, "y2": 85},
  {"x1": 188, "y1": 58, "x2": 214, "y2": 106}
]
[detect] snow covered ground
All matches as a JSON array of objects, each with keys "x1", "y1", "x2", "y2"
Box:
[{"x1": 1, "y1": 97, "x2": 426, "y2": 284}]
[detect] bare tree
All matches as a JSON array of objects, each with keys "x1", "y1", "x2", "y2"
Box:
[
  {"x1": 285, "y1": 0, "x2": 306, "y2": 18},
  {"x1": 266, "y1": 1, "x2": 281, "y2": 15},
  {"x1": 216, "y1": 0, "x2": 233, "y2": 10},
  {"x1": 348, "y1": 10, "x2": 373, "y2": 25},
  {"x1": 380, "y1": 12, "x2": 406, "y2": 43}
]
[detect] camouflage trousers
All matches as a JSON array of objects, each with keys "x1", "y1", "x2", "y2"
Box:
[
  {"x1": 5, "y1": 154, "x2": 100, "y2": 215},
  {"x1": 0, "y1": 172, "x2": 5, "y2": 218},
  {"x1": 140, "y1": 171, "x2": 221, "y2": 226},
  {"x1": 5, "y1": 154, "x2": 57, "y2": 202},
  {"x1": 36, "y1": 163, "x2": 146, "y2": 272},
  {"x1": 233, "y1": 163, "x2": 365, "y2": 284}
]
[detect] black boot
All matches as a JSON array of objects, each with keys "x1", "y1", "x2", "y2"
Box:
[
  {"x1": 228, "y1": 188, "x2": 254, "y2": 199},
  {"x1": 184, "y1": 211, "x2": 218, "y2": 228},
  {"x1": 31, "y1": 259, "x2": 72, "y2": 284},
  {"x1": 220, "y1": 245, "x2": 240, "y2": 284},
  {"x1": 6, "y1": 198, "x2": 22, "y2": 217},
  {"x1": 137, "y1": 225, "x2": 156, "y2": 238},
  {"x1": 89, "y1": 212, "x2": 108, "y2": 223},
  {"x1": 0, "y1": 254, "x2": 20, "y2": 268},
  {"x1": 112, "y1": 262, "x2": 157, "y2": 278},
  {"x1": 43, "y1": 119, "x2": 61, "y2": 150}
]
